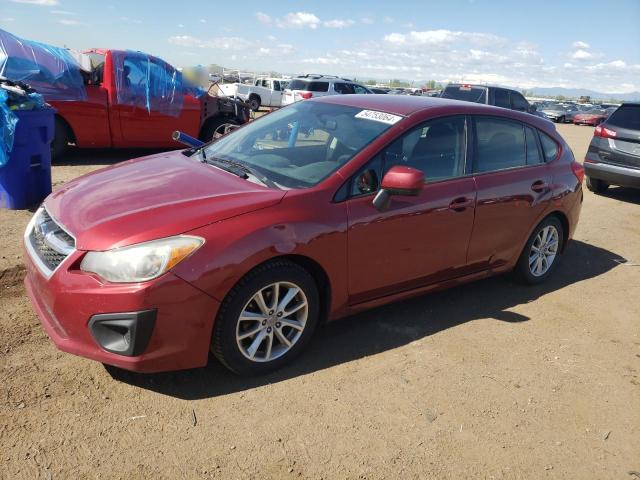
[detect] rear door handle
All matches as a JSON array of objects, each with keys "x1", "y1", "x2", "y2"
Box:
[
  {"x1": 531, "y1": 180, "x2": 547, "y2": 192},
  {"x1": 449, "y1": 197, "x2": 474, "y2": 212}
]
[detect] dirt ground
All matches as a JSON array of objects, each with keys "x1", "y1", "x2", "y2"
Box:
[{"x1": 1, "y1": 124, "x2": 639, "y2": 480}]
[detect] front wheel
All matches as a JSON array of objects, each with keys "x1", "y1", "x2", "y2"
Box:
[
  {"x1": 211, "y1": 260, "x2": 320, "y2": 375},
  {"x1": 514, "y1": 217, "x2": 564, "y2": 284},
  {"x1": 51, "y1": 117, "x2": 70, "y2": 161}
]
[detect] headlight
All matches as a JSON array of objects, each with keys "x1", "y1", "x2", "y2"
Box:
[{"x1": 80, "y1": 235, "x2": 204, "y2": 283}]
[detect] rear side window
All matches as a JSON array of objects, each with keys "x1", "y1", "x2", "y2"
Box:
[
  {"x1": 607, "y1": 105, "x2": 640, "y2": 130},
  {"x1": 474, "y1": 117, "x2": 526, "y2": 172},
  {"x1": 493, "y1": 89, "x2": 510, "y2": 109},
  {"x1": 539, "y1": 132, "x2": 559, "y2": 161},
  {"x1": 525, "y1": 126, "x2": 543, "y2": 164},
  {"x1": 308, "y1": 81, "x2": 329, "y2": 92},
  {"x1": 334, "y1": 83, "x2": 355, "y2": 94}
]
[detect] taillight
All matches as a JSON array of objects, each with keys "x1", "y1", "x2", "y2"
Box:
[
  {"x1": 299, "y1": 91, "x2": 313, "y2": 100},
  {"x1": 571, "y1": 161, "x2": 585, "y2": 183},
  {"x1": 594, "y1": 125, "x2": 617, "y2": 138}
]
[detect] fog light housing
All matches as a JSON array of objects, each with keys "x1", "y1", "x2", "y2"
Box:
[{"x1": 88, "y1": 310, "x2": 156, "y2": 356}]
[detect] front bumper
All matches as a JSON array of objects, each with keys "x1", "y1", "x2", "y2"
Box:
[
  {"x1": 24, "y1": 248, "x2": 221, "y2": 373},
  {"x1": 585, "y1": 161, "x2": 640, "y2": 188}
]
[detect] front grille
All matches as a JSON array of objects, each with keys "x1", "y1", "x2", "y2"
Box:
[{"x1": 26, "y1": 208, "x2": 75, "y2": 275}]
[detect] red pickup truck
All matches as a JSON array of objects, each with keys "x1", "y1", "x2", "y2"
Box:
[{"x1": 50, "y1": 49, "x2": 249, "y2": 157}]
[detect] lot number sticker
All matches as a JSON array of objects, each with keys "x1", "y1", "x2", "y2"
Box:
[{"x1": 355, "y1": 110, "x2": 403, "y2": 125}]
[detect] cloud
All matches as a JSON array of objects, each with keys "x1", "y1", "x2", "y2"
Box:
[
  {"x1": 323, "y1": 19, "x2": 355, "y2": 28},
  {"x1": 58, "y1": 19, "x2": 82, "y2": 25},
  {"x1": 276, "y1": 12, "x2": 321, "y2": 29},
  {"x1": 361, "y1": 16, "x2": 374, "y2": 24},
  {"x1": 51, "y1": 9, "x2": 75, "y2": 15},
  {"x1": 10, "y1": 0, "x2": 58, "y2": 5},
  {"x1": 2, "y1": 17, "x2": 16, "y2": 21},
  {"x1": 199, "y1": 19, "x2": 206, "y2": 23},
  {"x1": 256, "y1": 12, "x2": 271, "y2": 24},
  {"x1": 572, "y1": 41, "x2": 590, "y2": 49},
  {"x1": 571, "y1": 49, "x2": 593, "y2": 60},
  {"x1": 384, "y1": 29, "x2": 503, "y2": 48},
  {"x1": 168, "y1": 35, "x2": 292, "y2": 55}
]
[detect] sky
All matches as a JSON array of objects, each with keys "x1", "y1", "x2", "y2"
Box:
[{"x1": 1, "y1": 0, "x2": 640, "y2": 93}]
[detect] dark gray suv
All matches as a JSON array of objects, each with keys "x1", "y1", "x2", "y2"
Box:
[
  {"x1": 584, "y1": 103, "x2": 640, "y2": 193},
  {"x1": 440, "y1": 83, "x2": 547, "y2": 119}
]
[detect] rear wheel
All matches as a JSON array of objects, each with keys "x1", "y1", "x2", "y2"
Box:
[
  {"x1": 248, "y1": 95, "x2": 261, "y2": 112},
  {"x1": 51, "y1": 117, "x2": 71, "y2": 161},
  {"x1": 586, "y1": 176, "x2": 609, "y2": 193},
  {"x1": 211, "y1": 260, "x2": 320, "y2": 376},
  {"x1": 514, "y1": 217, "x2": 564, "y2": 285}
]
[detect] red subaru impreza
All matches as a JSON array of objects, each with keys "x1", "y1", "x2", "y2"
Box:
[{"x1": 24, "y1": 95, "x2": 583, "y2": 375}]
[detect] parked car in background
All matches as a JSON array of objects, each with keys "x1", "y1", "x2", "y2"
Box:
[
  {"x1": 369, "y1": 87, "x2": 389, "y2": 94},
  {"x1": 24, "y1": 95, "x2": 583, "y2": 375},
  {"x1": 281, "y1": 75, "x2": 371, "y2": 106},
  {"x1": 584, "y1": 103, "x2": 640, "y2": 192},
  {"x1": 440, "y1": 84, "x2": 547, "y2": 119},
  {"x1": 573, "y1": 108, "x2": 611, "y2": 126},
  {"x1": 540, "y1": 104, "x2": 579, "y2": 123},
  {"x1": 218, "y1": 77, "x2": 290, "y2": 111}
]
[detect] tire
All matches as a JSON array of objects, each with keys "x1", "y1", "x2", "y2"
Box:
[
  {"x1": 513, "y1": 216, "x2": 564, "y2": 285},
  {"x1": 199, "y1": 117, "x2": 238, "y2": 142},
  {"x1": 51, "y1": 117, "x2": 71, "y2": 161},
  {"x1": 558, "y1": 116, "x2": 565, "y2": 123},
  {"x1": 211, "y1": 260, "x2": 320, "y2": 376},
  {"x1": 586, "y1": 176, "x2": 609, "y2": 193},
  {"x1": 248, "y1": 95, "x2": 261, "y2": 112}
]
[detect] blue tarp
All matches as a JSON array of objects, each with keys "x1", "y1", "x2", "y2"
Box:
[
  {"x1": 0, "y1": 89, "x2": 18, "y2": 167},
  {"x1": 0, "y1": 28, "x2": 87, "y2": 102},
  {"x1": 113, "y1": 50, "x2": 204, "y2": 117}
]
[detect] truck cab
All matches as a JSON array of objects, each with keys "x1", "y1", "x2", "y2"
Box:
[{"x1": 50, "y1": 49, "x2": 249, "y2": 157}]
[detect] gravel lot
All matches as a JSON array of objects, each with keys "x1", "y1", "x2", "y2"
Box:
[{"x1": 1, "y1": 124, "x2": 639, "y2": 479}]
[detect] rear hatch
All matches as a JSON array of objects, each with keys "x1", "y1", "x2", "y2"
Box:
[
  {"x1": 440, "y1": 84, "x2": 488, "y2": 104},
  {"x1": 282, "y1": 79, "x2": 330, "y2": 104},
  {"x1": 597, "y1": 104, "x2": 640, "y2": 168}
]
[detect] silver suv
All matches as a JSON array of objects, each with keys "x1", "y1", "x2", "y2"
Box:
[{"x1": 281, "y1": 74, "x2": 372, "y2": 106}]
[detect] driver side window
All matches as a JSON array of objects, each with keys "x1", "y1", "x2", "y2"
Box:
[{"x1": 350, "y1": 116, "x2": 467, "y2": 197}]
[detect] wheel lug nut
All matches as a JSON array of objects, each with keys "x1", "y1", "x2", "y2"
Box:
[
  {"x1": 269, "y1": 310, "x2": 274, "y2": 315},
  {"x1": 277, "y1": 312, "x2": 283, "y2": 317},
  {"x1": 267, "y1": 327, "x2": 272, "y2": 333},
  {"x1": 262, "y1": 320, "x2": 266, "y2": 325},
  {"x1": 276, "y1": 322, "x2": 281, "y2": 328}
]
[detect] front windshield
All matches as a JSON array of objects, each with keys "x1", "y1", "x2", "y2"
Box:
[{"x1": 201, "y1": 101, "x2": 398, "y2": 189}]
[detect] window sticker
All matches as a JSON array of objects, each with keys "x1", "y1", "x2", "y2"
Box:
[{"x1": 355, "y1": 110, "x2": 403, "y2": 125}]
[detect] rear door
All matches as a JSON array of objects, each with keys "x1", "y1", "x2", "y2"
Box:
[
  {"x1": 346, "y1": 115, "x2": 477, "y2": 304},
  {"x1": 602, "y1": 105, "x2": 640, "y2": 167},
  {"x1": 271, "y1": 80, "x2": 284, "y2": 106},
  {"x1": 466, "y1": 116, "x2": 552, "y2": 271}
]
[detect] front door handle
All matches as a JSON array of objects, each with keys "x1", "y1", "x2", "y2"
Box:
[
  {"x1": 449, "y1": 197, "x2": 474, "y2": 212},
  {"x1": 531, "y1": 180, "x2": 547, "y2": 192}
]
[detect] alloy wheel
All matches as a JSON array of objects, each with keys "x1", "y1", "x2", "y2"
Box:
[
  {"x1": 529, "y1": 225, "x2": 559, "y2": 277},
  {"x1": 236, "y1": 282, "x2": 308, "y2": 362}
]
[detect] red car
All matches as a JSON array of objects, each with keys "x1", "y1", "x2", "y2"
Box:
[
  {"x1": 24, "y1": 96, "x2": 584, "y2": 375},
  {"x1": 573, "y1": 108, "x2": 612, "y2": 126},
  {"x1": 49, "y1": 49, "x2": 249, "y2": 157}
]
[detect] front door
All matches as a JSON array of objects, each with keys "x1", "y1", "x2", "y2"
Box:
[
  {"x1": 113, "y1": 52, "x2": 200, "y2": 146},
  {"x1": 346, "y1": 115, "x2": 477, "y2": 304}
]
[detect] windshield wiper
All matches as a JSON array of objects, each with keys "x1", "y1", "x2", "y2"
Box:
[{"x1": 205, "y1": 157, "x2": 278, "y2": 188}]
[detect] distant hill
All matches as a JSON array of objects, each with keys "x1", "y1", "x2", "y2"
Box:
[{"x1": 529, "y1": 87, "x2": 640, "y2": 102}]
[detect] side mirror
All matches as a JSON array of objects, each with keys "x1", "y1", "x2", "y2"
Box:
[
  {"x1": 372, "y1": 166, "x2": 425, "y2": 211},
  {"x1": 529, "y1": 104, "x2": 537, "y2": 112}
]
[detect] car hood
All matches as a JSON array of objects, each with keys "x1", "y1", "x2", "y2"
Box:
[{"x1": 45, "y1": 151, "x2": 286, "y2": 251}]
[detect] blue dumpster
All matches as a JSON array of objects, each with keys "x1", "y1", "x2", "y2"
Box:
[{"x1": 0, "y1": 107, "x2": 54, "y2": 209}]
